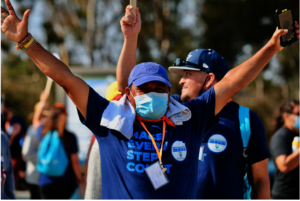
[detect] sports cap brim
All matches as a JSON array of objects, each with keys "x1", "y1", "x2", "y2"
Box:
[
  {"x1": 168, "y1": 66, "x2": 200, "y2": 76},
  {"x1": 132, "y1": 75, "x2": 172, "y2": 88}
]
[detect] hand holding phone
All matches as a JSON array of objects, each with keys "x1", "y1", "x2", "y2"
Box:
[{"x1": 275, "y1": 4, "x2": 298, "y2": 47}]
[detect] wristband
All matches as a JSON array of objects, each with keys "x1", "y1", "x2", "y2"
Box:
[{"x1": 15, "y1": 33, "x2": 36, "y2": 50}]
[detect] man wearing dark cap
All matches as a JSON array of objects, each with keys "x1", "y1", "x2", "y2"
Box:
[
  {"x1": 1, "y1": 1, "x2": 299, "y2": 199},
  {"x1": 116, "y1": 5, "x2": 299, "y2": 199},
  {"x1": 168, "y1": 49, "x2": 271, "y2": 199}
]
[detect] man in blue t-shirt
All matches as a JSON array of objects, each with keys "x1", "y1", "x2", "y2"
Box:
[
  {"x1": 1, "y1": 1, "x2": 297, "y2": 199},
  {"x1": 116, "y1": 6, "x2": 298, "y2": 199},
  {"x1": 168, "y1": 49, "x2": 271, "y2": 199}
]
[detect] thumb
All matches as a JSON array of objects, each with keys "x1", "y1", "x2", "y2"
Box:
[
  {"x1": 273, "y1": 27, "x2": 288, "y2": 39},
  {"x1": 22, "y1": 9, "x2": 30, "y2": 24}
]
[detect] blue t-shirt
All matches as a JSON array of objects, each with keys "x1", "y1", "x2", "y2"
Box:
[
  {"x1": 38, "y1": 127, "x2": 79, "y2": 186},
  {"x1": 195, "y1": 101, "x2": 271, "y2": 199},
  {"x1": 77, "y1": 86, "x2": 216, "y2": 199}
]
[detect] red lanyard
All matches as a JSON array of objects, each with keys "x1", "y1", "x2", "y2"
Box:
[{"x1": 136, "y1": 115, "x2": 175, "y2": 169}]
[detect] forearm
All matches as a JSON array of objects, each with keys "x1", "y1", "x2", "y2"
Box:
[
  {"x1": 25, "y1": 43, "x2": 72, "y2": 88},
  {"x1": 252, "y1": 179, "x2": 270, "y2": 199},
  {"x1": 33, "y1": 102, "x2": 45, "y2": 129},
  {"x1": 214, "y1": 41, "x2": 279, "y2": 114},
  {"x1": 277, "y1": 148, "x2": 300, "y2": 173},
  {"x1": 26, "y1": 42, "x2": 89, "y2": 118},
  {"x1": 251, "y1": 159, "x2": 270, "y2": 199},
  {"x1": 116, "y1": 37, "x2": 138, "y2": 93},
  {"x1": 225, "y1": 41, "x2": 278, "y2": 91},
  {"x1": 71, "y1": 154, "x2": 82, "y2": 181}
]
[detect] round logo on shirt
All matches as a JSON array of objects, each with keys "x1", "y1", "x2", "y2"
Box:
[
  {"x1": 207, "y1": 134, "x2": 227, "y2": 153},
  {"x1": 171, "y1": 141, "x2": 187, "y2": 161}
]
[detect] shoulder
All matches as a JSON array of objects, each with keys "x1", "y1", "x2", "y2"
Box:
[
  {"x1": 170, "y1": 94, "x2": 181, "y2": 102},
  {"x1": 249, "y1": 110, "x2": 264, "y2": 129},
  {"x1": 186, "y1": 87, "x2": 216, "y2": 107},
  {"x1": 64, "y1": 130, "x2": 77, "y2": 139},
  {"x1": 89, "y1": 86, "x2": 109, "y2": 104},
  {"x1": 271, "y1": 127, "x2": 289, "y2": 142}
]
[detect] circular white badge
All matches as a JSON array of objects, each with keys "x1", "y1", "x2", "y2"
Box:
[
  {"x1": 207, "y1": 134, "x2": 227, "y2": 153},
  {"x1": 171, "y1": 141, "x2": 187, "y2": 161}
]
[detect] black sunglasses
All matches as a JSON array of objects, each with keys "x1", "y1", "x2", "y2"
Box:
[{"x1": 173, "y1": 58, "x2": 200, "y2": 67}]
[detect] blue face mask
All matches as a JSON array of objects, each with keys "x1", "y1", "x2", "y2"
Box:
[
  {"x1": 293, "y1": 116, "x2": 300, "y2": 130},
  {"x1": 131, "y1": 91, "x2": 168, "y2": 120}
]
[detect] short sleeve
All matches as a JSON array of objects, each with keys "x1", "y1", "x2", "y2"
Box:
[
  {"x1": 270, "y1": 129, "x2": 291, "y2": 159},
  {"x1": 184, "y1": 87, "x2": 217, "y2": 136},
  {"x1": 247, "y1": 112, "x2": 271, "y2": 164},
  {"x1": 77, "y1": 86, "x2": 109, "y2": 136}
]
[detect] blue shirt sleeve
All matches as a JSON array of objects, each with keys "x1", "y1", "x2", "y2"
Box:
[
  {"x1": 77, "y1": 86, "x2": 110, "y2": 138},
  {"x1": 171, "y1": 94, "x2": 181, "y2": 102},
  {"x1": 183, "y1": 87, "x2": 217, "y2": 137},
  {"x1": 247, "y1": 112, "x2": 271, "y2": 165}
]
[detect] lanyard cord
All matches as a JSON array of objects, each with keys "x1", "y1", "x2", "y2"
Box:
[{"x1": 138, "y1": 120, "x2": 166, "y2": 166}]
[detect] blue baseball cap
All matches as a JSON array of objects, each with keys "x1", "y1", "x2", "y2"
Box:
[
  {"x1": 168, "y1": 49, "x2": 229, "y2": 80},
  {"x1": 128, "y1": 62, "x2": 172, "y2": 87}
]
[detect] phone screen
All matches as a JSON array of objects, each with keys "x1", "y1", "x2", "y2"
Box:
[{"x1": 278, "y1": 10, "x2": 294, "y2": 42}]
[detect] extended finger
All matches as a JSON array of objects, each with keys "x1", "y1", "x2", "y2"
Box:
[
  {"x1": 22, "y1": 9, "x2": 30, "y2": 24},
  {"x1": 5, "y1": 0, "x2": 16, "y2": 16},
  {"x1": 1, "y1": 7, "x2": 9, "y2": 18},
  {"x1": 295, "y1": 21, "x2": 299, "y2": 28}
]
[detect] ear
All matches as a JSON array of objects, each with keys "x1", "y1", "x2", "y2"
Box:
[
  {"x1": 125, "y1": 86, "x2": 131, "y2": 98},
  {"x1": 204, "y1": 73, "x2": 216, "y2": 90},
  {"x1": 125, "y1": 86, "x2": 137, "y2": 109}
]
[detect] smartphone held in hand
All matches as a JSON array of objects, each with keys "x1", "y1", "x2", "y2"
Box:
[{"x1": 275, "y1": 4, "x2": 298, "y2": 47}]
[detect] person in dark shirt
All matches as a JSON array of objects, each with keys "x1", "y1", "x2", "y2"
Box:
[{"x1": 270, "y1": 100, "x2": 299, "y2": 199}]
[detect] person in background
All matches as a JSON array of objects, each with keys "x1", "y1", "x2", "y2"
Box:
[
  {"x1": 1, "y1": 100, "x2": 27, "y2": 190},
  {"x1": 37, "y1": 103, "x2": 82, "y2": 199},
  {"x1": 84, "y1": 81, "x2": 122, "y2": 199},
  {"x1": 22, "y1": 91, "x2": 49, "y2": 199},
  {"x1": 270, "y1": 100, "x2": 299, "y2": 199},
  {"x1": 1, "y1": 131, "x2": 15, "y2": 199}
]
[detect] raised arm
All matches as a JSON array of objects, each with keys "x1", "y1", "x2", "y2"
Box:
[
  {"x1": 1, "y1": 0, "x2": 89, "y2": 118},
  {"x1": 214, "y1": 24, "x2": 299, "y2": 115},
  {"x1": 33, "y1": 91, "x2": 49, "y2": 130},
  {"x1": 116, "y1": 5, "x2": 141, "y2": 93}
]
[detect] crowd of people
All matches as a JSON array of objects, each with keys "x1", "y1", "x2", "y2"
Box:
[{"x1": 1, "y1": 0, "x2": 299, "y2": 199}]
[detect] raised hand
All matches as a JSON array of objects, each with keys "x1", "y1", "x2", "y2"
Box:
[
  {"x1": 120, "y1": 5, "x2": 141, "y2": 39},
  {"x1": 1, "y1": 0, "x2": 30, "y2": 43},
  {"x1": 269, "y1": 21, "x2": 299, "y2": 52}
]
